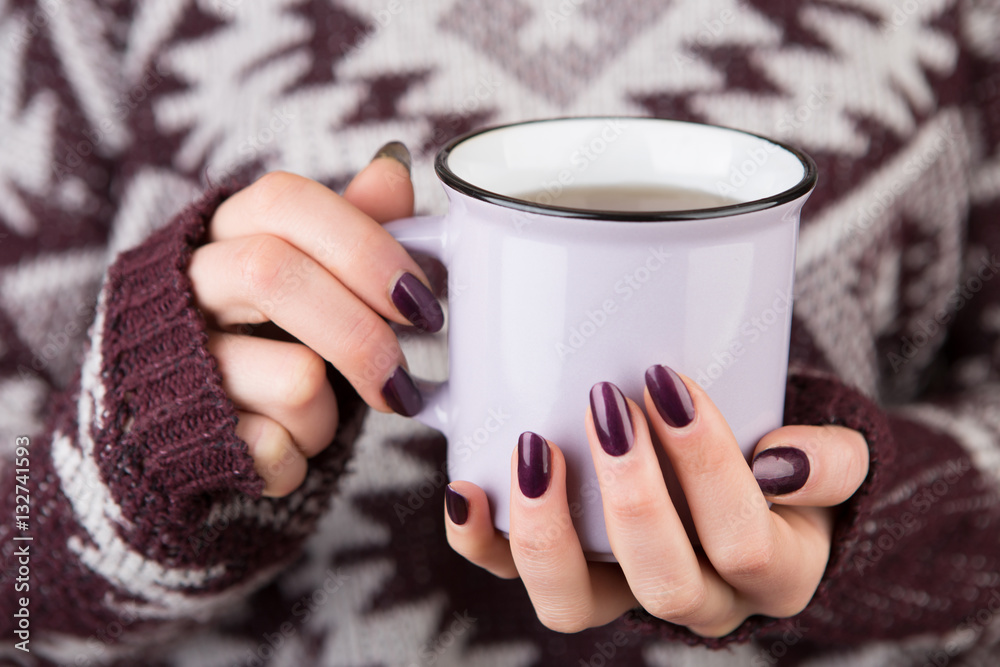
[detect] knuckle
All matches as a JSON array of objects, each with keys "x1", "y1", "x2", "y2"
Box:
[
  {"x1": 839, "y1": 436, "x2": 870, "y2": 495},
  {"x1": 689, "y1": 618, "x2": 743, "y2": 638},
  {"x1": 642, "y1": 580, "x2": 708, "y2": 624},
  {"x1": 344, "y1": 318, "x2": 399, "y2": 384},
  {"x1": 279, "y1": 346, "x2": 329, "y2": 410},
  {"x1": 604, "y1": 486, "x2": 662, "y2": 525},
  {"x1": 684, "y1": 443, "x2": 732, "y2": 479},
  {"x1": 249, "y1": 170, "x2": 309, "y2": 217},
  {"x1": 510, "y1": 530, "x2": 558, "y2": 561},
  {"x1": 259, "y1": 439, "x2": 307, "y2": 497},
  {"x1": 535, "y1": 609, "x2": 592, "y2": 634},
  {"x1": 716, "y1": 538, "x2": 778, "y2": 583},
  {"x1": 265, "y1": 458, "x2": 307, "y2": 497},
  {"x1": 770, "y1": 591, "x2": 813, "y2": 619},
  {"x1": 236, "y1": 235, "x2": 294, "y2": 302}
]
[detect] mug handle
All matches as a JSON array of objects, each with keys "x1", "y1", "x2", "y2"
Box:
[{"x1": 383, "y1": 215, "x2": 450, "y2": 433}]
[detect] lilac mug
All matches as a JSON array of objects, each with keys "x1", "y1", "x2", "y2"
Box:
[{"x1": 385, "y1": 117, "x2": 817, "y2": 561}]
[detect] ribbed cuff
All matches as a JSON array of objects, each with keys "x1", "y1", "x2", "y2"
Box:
[
  {"x1": 98, "y1": 183, "x2": 264, "y2": 528},
  {"x1": 624, "y1": 370, "x2": 895, "y2": 648}
]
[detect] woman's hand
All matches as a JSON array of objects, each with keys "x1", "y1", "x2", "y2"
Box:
[
  {"x1": 445, "y1": 365, "x2": 870, "y2": 636},
  {"x1": 188, "y1": 143, "x2": 443, "y2": 496}
]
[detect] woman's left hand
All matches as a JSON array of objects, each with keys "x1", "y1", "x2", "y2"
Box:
[{"x1": 444, "y1": 364, "x2": 870, "y2": 636}]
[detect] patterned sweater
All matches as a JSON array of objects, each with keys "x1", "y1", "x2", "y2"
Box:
[{"x1": 1, "y1": 0, "x2": 999, "y2": 665}]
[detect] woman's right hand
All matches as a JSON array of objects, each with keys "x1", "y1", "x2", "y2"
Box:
[{"x1": 187, "y1": 143, "x2": 442, "y2": 497}]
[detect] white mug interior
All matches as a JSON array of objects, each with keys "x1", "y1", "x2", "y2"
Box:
[{"x1": 440, "y1": 117, "x2": 811, "y2": 215}]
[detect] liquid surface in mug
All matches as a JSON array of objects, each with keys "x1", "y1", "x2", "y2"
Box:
[{"x1": 515, "y1": 184, "x2": 740, "y2": 212}]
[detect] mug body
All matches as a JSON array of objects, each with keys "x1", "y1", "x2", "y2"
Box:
[{"x1": 431, "y1": 118, "x2": 815, "y2": 558}]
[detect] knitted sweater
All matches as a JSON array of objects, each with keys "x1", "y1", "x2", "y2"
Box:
[{"x1": 1, "y1": 0, "x2": 999, "y2": 665}]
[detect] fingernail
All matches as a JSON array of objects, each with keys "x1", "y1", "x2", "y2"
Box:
[
  {"x1": 372, "y1": 140, "x2": 411, "y2": 174},
  {"x1": 644, "y1": 364, "x2": 695, "y2": 428},
  {"x1": 590, "y1": 382, "x2": 634, "y2": 456},
  {"x1": 445, "y1": 485, "x2": 469, "y2": 525},
  {"x1": 518, "y1": 432, "x2": 551, "y2": 499},
  {"x1": 381, "y1": 366, "x2": 423, "y2": 417},
  {"x1": 752, "y1": 447, "x2": 810, "y2": 496},
  {"x1": 391, "y1": 272, "x2": 444, "y2": 333}
]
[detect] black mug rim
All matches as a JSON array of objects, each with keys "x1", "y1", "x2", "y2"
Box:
[{"x1": 434, "y1": 116, "x2": 818, "y2": 222}]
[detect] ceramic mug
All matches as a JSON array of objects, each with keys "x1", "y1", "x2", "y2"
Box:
[{"x1": 385, "y1": 117, "x2": 817, "y2": 561}]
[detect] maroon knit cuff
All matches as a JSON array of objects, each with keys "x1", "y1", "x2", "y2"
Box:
[
  {"x1": 624, "y1": 370, "x2": 895, "y2": 648},
  {"x1": 98, "y1": 183, "x2": 264, "y2": 528}
]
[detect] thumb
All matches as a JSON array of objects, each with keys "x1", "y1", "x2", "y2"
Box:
[
  {"x1": 343, "y1": 141, "x2": 415, "y2": 223},
  {"x1": 750, "y1": 425, "x2": 870, "y2": 507}
]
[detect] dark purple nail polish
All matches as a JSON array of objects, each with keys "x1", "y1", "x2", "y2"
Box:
[
  {"x1": 752, "y1": 447, "x2": 810, "y2": 496},
  {"x1": 372, "y1": 140, "x2": 412, "y2": 174},
  {"x1": 518, "y1": 432, "x2": 551, "y2": 499},
  {"x1": 381, "y1": 366, "x2": 423, "y2": 417},
  {"x1": 391, "y1": 272, "x2": 444, "y2": 333},
  {"x1": 644, "y1": 364, "x2": 695, "y2": 428},
  {"x1": 590, "y1": 382, "x2": 634, "y2": 456},
  {"x1": 445, "y1": 485, "x2": 469, "y2": 525}
]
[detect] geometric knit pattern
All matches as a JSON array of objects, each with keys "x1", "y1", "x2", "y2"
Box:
[{"x1": 1, "y1": 0, "x2": 999, "y2": 665}]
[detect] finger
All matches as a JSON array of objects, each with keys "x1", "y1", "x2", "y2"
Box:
[
  {"x1": 643, "y1": 365, "x2": 826, "y2": 616},
  {"x1": 235, "y1": 410, "x2": 307, "y2": 498},
  {"x1": 444, "y1": 482, "x2": 518, "y2": 579},
  {"x1": 751, "y1": 425, "x2": 870, "y2": 506},
  {"x1": 190, "y1": 238, "x2": 420, "y2": 415},
  {"x1": 509, "y1": 432, "x2": 635, "y2": 632},
  {"x1": 211, "y1": 171, "x2": 442, "y2": 332},
  {"x1": 587, "y1": 382, "x2": 737, "y2": 630},
  {"x1": 342, "y1": 141, "x2": 415, "y2": 223},
  {"x1": 208, "y1": 332, "x2": 338, "y2": 457}
]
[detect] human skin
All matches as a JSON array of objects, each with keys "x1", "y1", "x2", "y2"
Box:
[{"x1": 187, "y1": 153, "x2": 869, "y2": 634}]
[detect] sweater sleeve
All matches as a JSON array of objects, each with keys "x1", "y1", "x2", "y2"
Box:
[
  {"x1": 0, "y1": 187, "x2": 366, "y2": 644},
  {"x1": 629, "y1": 128, "x2": 1000, "y2": 657},
  {"x1": 626, "y1": 346, "x2": 1000, "y2": 650}
]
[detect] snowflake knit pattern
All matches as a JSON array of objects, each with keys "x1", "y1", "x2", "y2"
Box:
[{"x1": 0, "y1": 0, "x2": 999, "y2": 666}]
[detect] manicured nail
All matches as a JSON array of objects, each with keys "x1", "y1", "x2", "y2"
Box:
[
  {"x1": 445, "y1": 485, "x2": 469, "y2": 525},
  {"x1": 752, "y1": 447, "x2": 810, "y2": 496},
  {"x1": 518, "y1": 432, "x2": 551, "y2": 499},
  {"x1": 391, "y1": 272, "x2": 444, "y2": 333},
  {"x1": 589, "y1": 382, "x2": 634, "y2": 456},
  {"x1": 381, "y1": 366, "x2": 423, "y2": 417},
  {"x1": 644, "y1": 364, "x2": 695, "y2": 428},
  {"x1": 372, "y1": 140, "x2": 411, "y2": 174}
]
